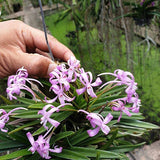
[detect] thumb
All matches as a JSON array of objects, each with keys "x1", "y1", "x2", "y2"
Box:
[{"x1": 14, "y1": 53, "x2": 57, "y2": 78}]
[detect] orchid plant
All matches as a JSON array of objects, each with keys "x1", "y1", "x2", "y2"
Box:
[
  {"x1": 0, "y1": 57, "x2": 159, "y2": 160},
  {"x1": 123, "y1": 0, "x2": 160, "y2": 26}
]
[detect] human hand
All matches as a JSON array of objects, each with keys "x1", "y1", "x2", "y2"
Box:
[{"x1": 0, "y1": 20, "x2": 75, "y2": 78}]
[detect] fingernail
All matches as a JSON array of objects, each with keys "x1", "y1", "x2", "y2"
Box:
[{"x1": 47, "y1": 63, "x2": 57, "y2": 76}]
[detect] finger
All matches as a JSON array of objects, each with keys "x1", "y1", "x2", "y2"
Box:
[
  {"x1": 22, "y1": 24, "x2": 75, "y2": 61},
  {"x1": 13, "y1": 52, "x2": 57, "y2": 78},
  {"x1": 35, "y1": 48, "x2": 51, "y2": 59}
]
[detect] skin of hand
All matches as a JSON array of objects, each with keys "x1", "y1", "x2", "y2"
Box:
[{"x1": 0, "y1": 20, "x2": 75, "y2": 78}]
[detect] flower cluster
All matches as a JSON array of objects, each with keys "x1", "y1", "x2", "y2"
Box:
[
  {"x1": 4, "y1": 57, "x2": 141, "y2": 159},
  {"x1": 38, "y1": 103, "x2": 71, "y2": 130},
  {"x1": 99, "y1": 69, "x2": 141, "y2": 122},
  {"x1": 6, "y1": 67, "x2": 42, "y2": 100},
  {"x1": 27, "y1": 132, "x2": 62, "y2": 159},
  {"x1": 47, "y1": 56, "x2": 102, "y2": 104}
]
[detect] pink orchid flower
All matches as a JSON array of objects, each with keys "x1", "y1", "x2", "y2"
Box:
[
  {"x1": 38, "y1": 103, "x2": 71, "y2": 130},
  {"x1": 46, "y1": 85, "x2": 75, "y2": 104},
  {"x1": 76, "y1": 68, "x2": 102, "y2": 97},
  {"x1": 112, "y1": 100, "x2": 132, "y2": 122},
  {"x1": 79, "y1": 110, "x2": 113, "y2": 137},
  {"x1": 0, "y1": 107, "x2": 27, "y2": 132},
  {"x1": 6, "y1": 67, "x2": 42, "y2": 100},
  {"x1": 67, "y1": 56, "x2": 80, "y2": 82},
  {"x1": 27, "y1": 132, "x2": 62, "y2": 159}
]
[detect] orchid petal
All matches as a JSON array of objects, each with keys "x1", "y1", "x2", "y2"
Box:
[
  {"x1": 49, "y1": 146, "x2": 63, "y2": 153},
  {"x1": 27, "y1": 132, "x2": 35, "y2": 145},
  {"x1": 48, "y1": 118, "x2": 60, "y2": 128},
  {"x1": 91, "y1": 77, "x2": 102, "y2": 87},
  {"x1": 86, "y1": 85, "x2": 97, "y2": 98},
  {"x1": 101, "y1": 124, "x2": 110, "y2": 135},
  {"x1": 103, "y1": 113, "x2": 113, "y2": 124},
  {"x1": 117, "y1": 112, "x2": 122, "y2": 122},
  {"x1": 76, "y1": 87, "x2": 86, "y2": 95},
  {"x1": 45, "y1": 96, "x2": 57, "y2": 104},
  {"x1": 87, "y1": 127, "x2": 100, "y2": 137},
  {"x1": 123, "y1": 108, "x2": 132, "y2": 117}
]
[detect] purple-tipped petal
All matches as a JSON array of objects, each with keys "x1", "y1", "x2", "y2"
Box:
[
  {"x1": 103, "y1": 113, "x2": 113, "y2": 124},
  {"x1": 117, "y1": 112, "x2": 122, "y2": 122},
  {"x1": 123, "y1": 108, "x2": 132, "y2": 117},
  {"x1": 101, "y1": 124, "x2": 110, "y2": 135},
  {"x1": 76, "y1": 87, "x2": 86, "y2": 95},
  {"x1": 86, "y1": 85, "x2": 97, "y2": 98},
  {"x1": 48, "y1": 118, "x2": 60, "y2": 128},
  {"x1": 45, "y1": 96, "x2": 58, "y2": 104},
  {"x1": 27, "y1": 132, "x2": 35, "y2": 146},
  {"x1": 87, "y1": 127, "x2": 100, "y2": 137},
  {"x1": 49, "y1": 146, "x2": 63, "y2": 153},
  {"x1": 91, "y1": 77, "x2": 102, "y2": 87}
]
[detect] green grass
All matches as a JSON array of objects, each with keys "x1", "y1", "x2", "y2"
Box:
[{"x1": 46, "y1": 12, "x2": 75, "y2": 47}]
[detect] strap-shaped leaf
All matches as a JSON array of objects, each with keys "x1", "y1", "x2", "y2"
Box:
[
  {"x1": 71, "y1": 147, "x2": 122, "y2": 159},
  {"x1": 119, "y1": 119, "x2": 159, "y2": 129},
  {"x1": 52, "y1": 149, "x2": 90, "y2": 160},
  {"x1": 0, "y1": 149, "x2": 31, "y2": 160},
  {"x1": 0, "y1": 104, "x2": 28, "y2": 110},
  {"x1": 0, "y1": 140, "x2": 26, "y2": 151},
  {"x1": 78, "y1": 137, "x2": 106, "y2": 146},
  {"x1": 107, "y1": 142, "x2": 145, "y2": 153},
  {"x1": 12, "y1": 110, "x2": 40, "y2": 119},
  {"x1": 100, "y1": 129, "x2": 118, "y2": 150},
  {"x1": 0, "y1": 95, "x2": 13, "y2": 105},
  {"x1": 8, "y1": 120, "x2": 39, "y2": 134},
  {"x1": 16, "y1": 97, "x2": 35, "y2": 104},
  {"x1": 51, "y1": 131, "x2": 74, "y2": 143},
  {"x1": 69, "y1": 130, "x2": 89, "y2": 145},
  {"x1": 28, "y1": 103, "x2": 48, "y2": 109}
]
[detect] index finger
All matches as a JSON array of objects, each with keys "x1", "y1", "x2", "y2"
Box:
[{"x1": 21, "y1": 23, "x2": 75, "y2": 61}]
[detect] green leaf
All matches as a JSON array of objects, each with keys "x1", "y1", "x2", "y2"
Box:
[
  {"x1": 52, "y1": 131, "x2": 74, "y2": 143},
  {"x1": 12, "y1": 110, "x2": 40, "y2": 119},
  {"x1": 69, "y1": 130, "x2": 89, "y2": 145},
  {"x1": 0, "y1": 132, "x2": 12, "y2": 141},
  {"x1": 28, "y1": 103, "x2": 47, "y2": 109},
  {"x1": 108, "y1": 142, "x2": 145, "y2": 153},
  {"x1": 32, "y1": 125, "x2": 46, "y2": 136},
  {"x1": 39, "y1": 78, "x2": 51, "y2": 87},
  {"x1": 7, "y1": 130, "x2": 28, "y2": 143},
  {"x1": 71, "y1": 147, "x2": 121, "y2": 159},
  {"x1": 96, "y1": 152, "x2": 100, "y2": 160},
  {"x1": 78, "y1": 137, "x2": 106, "y2": 146},
  {"x1": 119, "y1": 120, "x2": 159, "y2": 129},
  {"x1": 16, "y1": 97, "x2": 36, "y2": 104},
  {"x1": 0, "y1": 95, "x2": 13, "y2": 105},
  {"x1": 52, "y1": 149, "x2": 90, "y2": 160},
  {"x1": 54, "y1": 110, "x2": 73, "y2": 122},
  {"x1": 0, "y1": 149, "x2": 31, "y2": 160},
  {"x1": 8, "y1": 120, "x2": 39, "y2": 134},
  {"x1": 100, "y1": 129, "x2": 118, "y2": 150},
  {"x1": 0, "y1": 140, "x2": 26, "y2": 151},
  {"x1": 0, "y1": 104, "x2": 28, "y2": 110}
]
